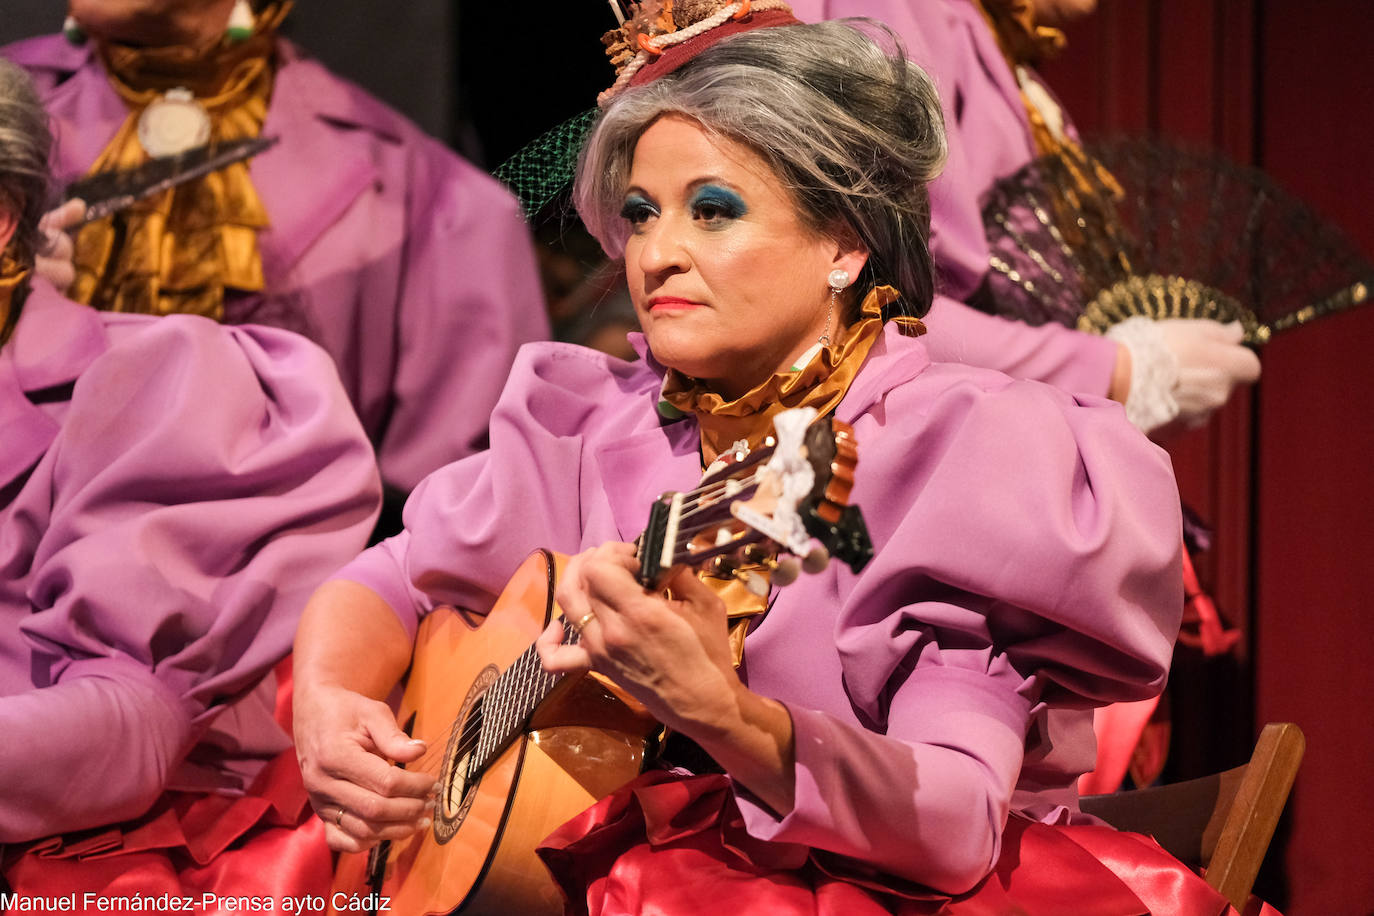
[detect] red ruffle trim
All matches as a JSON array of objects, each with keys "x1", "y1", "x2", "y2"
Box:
[
  {"x1": 3, "y1": 750, "x2": 331, "y2": 915},
  {"x1": 538, "y1": 770, "x2": 1280, "y2": 916}
]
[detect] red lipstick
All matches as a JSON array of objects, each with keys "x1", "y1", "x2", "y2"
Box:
[{"x1": 648, "y1": 296, "x2": 706, "y2": 311}]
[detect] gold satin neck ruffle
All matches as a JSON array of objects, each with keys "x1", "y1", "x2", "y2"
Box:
[
  {"x1": 70, "y1": 3, "x2": 292, "y2": 320},
  {"x1": 0, "y1": 252, "x2": 30, "y2": 347},
  {"x1": 660, "y1": 285, "x2": 916, "y2": 467}
]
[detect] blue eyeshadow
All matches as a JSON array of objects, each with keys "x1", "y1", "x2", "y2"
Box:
[
  {"x1": 691, "y1": 184, "x2": 748, "y2": 217},
  {"x1": 620, "y1": 194, "x2": 655, "y2": 217}
]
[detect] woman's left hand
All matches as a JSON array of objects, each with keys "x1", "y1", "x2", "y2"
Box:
[
  {"x1": 535, "y1": 542, "x2": 742, "y2": 735},
  {"x1": 536, "y1": 541, "x2": 798, "y2": 814}
]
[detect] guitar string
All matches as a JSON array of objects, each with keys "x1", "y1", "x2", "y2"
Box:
[
  {"x1": 383, "y1": 437, "x2": 831, "y2": 819},
  {"x1": 399, "y1": 492, "x2": 774, "y2": 781},
  {"x1": 406, "y1": 497, "x2": 777, "y2": 782},
  {"x1": 676, "y1": 470, "x2": 762, "y2": 518},
  {"x1": 347, "y1": 462, "x2": 778, "y2": 803},
  {"x1": 398, "y1": 484, "x2": 778, "y2": 782},
  {"x1": 421, "y1": 466, "x2": 770, "y2": 768},
  {"x1": 422, "y1": 648, "x2": 572, "y2": 789},
  {"x1": 405, "y1": 653, "x2": 553, "y2": 778},
  {"x1": 393, "y1": 461, "x2": 783, "y2": 787},
  {"x1": 395, "y1": 514, "x2": 767, "y2": 783},
  {"x1": 403, "y1": 622, "x2": 582, "y2": 781}
]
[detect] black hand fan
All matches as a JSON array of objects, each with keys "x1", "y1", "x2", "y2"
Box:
[
  {"x1": 978, "y1": 136, "x2": 1374, "y2": 345},
  {"x1": 64, "y1": 136, "x2": 279, "y2": 223}
]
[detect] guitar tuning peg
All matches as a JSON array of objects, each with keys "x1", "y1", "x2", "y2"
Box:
[
  {"x1": 737, "y1": 570, "x2": 770, "y2": 597},
  {"x1": 771, "y1": 555, "x2": 801, "y2": 587},
  {"x1": 802, "y1": 546, "x2": 830, "y2": 574}
]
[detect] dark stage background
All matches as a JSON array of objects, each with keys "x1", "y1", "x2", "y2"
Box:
[
  {"x1": 1043, "y1": 3, "x2": 1374, "y2": 912},
  {"x1": 3, "y1": 2, "x2": 1371, "y2": 912}
]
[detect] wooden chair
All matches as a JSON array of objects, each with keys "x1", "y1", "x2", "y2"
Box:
[{"x1": 1080, "y1": 722, "x2": 1305, "y2": 910}]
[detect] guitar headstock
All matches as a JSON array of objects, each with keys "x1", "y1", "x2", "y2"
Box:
[{"x1": 635, "y1": 407, "x2": 873, "y2": 592}]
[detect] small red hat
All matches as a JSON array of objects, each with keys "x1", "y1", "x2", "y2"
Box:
[{"x1": 600, "y1": 2, "x2": 800, "y2": 106}]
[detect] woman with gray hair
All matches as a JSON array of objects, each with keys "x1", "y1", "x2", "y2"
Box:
[
  {"x1": 0, "y1": 57, "x2": 379, "y2": 900},
  {"x1": 293, "y1": 7, "x2": 1229, "y2": 914}
]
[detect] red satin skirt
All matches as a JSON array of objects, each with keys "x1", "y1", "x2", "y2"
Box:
[
  {"x1": 537, "y1": 770, "x2": 1279, "y2": 916},
  {"x1": 2, "y1": 750, "x2": 331, "y2": 916}
]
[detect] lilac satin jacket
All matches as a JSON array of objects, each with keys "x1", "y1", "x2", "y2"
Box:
[
  {"x1": 789, "y1": 0, "x2": 1120, "y2": 396},
  {"x1": 0, "y1": 280, "x2": 380, "y2": 842},
  {"x1": 2, "y1": 35, "x2": 551, "y2": 492},
  {"x1": 335, "y1": 327, "x2": 1181, "y2": 894}
]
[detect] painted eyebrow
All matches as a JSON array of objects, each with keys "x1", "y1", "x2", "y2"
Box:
[
  {"x1": 689, "y1": 183, "x2": 748, "y2": 205},
  {"x1": 622, "y1": 176, "x2": 745, "y2": 199},
  {"x1": 687, "y1": 177, "x2": 742, "y2": 193}
]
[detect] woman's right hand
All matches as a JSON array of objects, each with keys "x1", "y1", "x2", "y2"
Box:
[
  {"x1": 293, "y1": 682, "x2": 436, "y2": 853},
  {"x1": 35, "y1": 198, "x2": 84, "y2": 294}
]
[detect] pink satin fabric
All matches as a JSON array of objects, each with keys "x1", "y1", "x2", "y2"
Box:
[
  {"x1": 539, "y1": 770, "x2": 1270, "y2": 916},
  {"x1": 1080, "y1": 697, "x2": 1162, "y2": 795},
  {"x1": 3, "y1": 751, "x2": 331, "y2": 916}
]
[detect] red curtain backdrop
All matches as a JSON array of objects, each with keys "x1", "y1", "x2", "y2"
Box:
[{"x1": 1042, "y1": 3, "x2": 1374, "y2": 912}]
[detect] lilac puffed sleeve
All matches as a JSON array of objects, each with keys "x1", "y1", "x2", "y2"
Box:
[
  {"x1": 735, "y1": 368, "x2": 1182, "y2": 892},
  {"x1": 0, "y1": 316, "x2": 379, "y2": 842},
  {"x1": 921, "y1": 295, "x2": 1119, "y2": 397},
  {"x1": 379, "y1": 149, "x2": 550, "y2": 493},
  {"x1": 337, "y1": 343, "x2": 654, "y2": 638}
]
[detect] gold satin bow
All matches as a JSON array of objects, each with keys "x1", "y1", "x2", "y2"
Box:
[
  {"x1": 665, "y1": 286, "x2": 918, "y2": 664},
  {"x1": 0, "y1": 252, "x2": 30, "y2": 346}
]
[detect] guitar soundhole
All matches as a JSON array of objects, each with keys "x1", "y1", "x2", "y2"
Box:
[{"x1": 432, "y1": 664, "x2": 499, "y2": 845}]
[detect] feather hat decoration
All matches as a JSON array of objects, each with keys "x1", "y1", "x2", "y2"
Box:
[{"x1": 599, "y1": 0, "x2": 798, "y2": 106}]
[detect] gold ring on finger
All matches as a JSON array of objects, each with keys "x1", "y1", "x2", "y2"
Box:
[
  {"x1": 334, "y1": 806, "x2": 345, "y2": 828},
  {"x1": 575, "y1": 611, "x2": 597, "y2": 632}
]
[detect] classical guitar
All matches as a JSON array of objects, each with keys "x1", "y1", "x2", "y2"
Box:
[{"x1": 329, "y1": 407, "x2": 873, "y2": 916}]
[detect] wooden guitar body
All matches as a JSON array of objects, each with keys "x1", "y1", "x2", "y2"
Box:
[{"x1": 331, "y1": 550, "x2": 656, "y2": 916}]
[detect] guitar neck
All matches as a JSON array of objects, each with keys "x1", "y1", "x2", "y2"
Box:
[{"x1": 471, "y1": 413, "x2": 873, "y2": 778}]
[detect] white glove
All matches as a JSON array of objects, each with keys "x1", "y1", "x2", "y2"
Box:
[
  {"x1": 1106, "y1": 317, "x2": 1262, "y2": 434},
  {"x1": 34, "y1": 198, "x2": 84, "y2": 295}
]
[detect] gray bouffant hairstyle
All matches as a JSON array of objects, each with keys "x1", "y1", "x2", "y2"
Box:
[
  {"x1": 574, "y1": 19, "x2": 947, "y2": 319},
  {"x1": 0, "y1": 58, "x2": 53, "y2": 270}
]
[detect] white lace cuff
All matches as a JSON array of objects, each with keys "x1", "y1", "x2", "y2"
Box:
[{"x1": 1106, "y1": 317, "x2": 1180, "y2": 432}]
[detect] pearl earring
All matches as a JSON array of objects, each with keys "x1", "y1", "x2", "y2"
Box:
[{"x1": 820, "y1": 268, "x2": 852, "y2": 347}]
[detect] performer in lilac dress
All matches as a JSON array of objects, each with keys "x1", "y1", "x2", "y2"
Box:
[
  {"x1": 788, "y1": 0, "x2": 1264, "y2": 795},
  {"x1": 788, "y1": 0, "x2": 1259, "y2": 434},
  {"x1": 3, "y1": 0, "x2": 550, "y2": 501},
  {"x1": 0, "y1": 57, "x2": 378, "y2": 899},
  {"x1": 290, "y1": 7, "x2": 1265, "y2": 913}
]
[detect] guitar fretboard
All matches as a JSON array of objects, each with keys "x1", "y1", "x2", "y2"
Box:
[
  {"x1": 468, "y1": 620, "x2": 577, "y2": 776},
  {"x1": 460, "y1": 414, "x2": 866, "y2": 780}
]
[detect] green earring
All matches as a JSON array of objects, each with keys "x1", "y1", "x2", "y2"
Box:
[
  {"x1": 63, "y1": 14, "x2": 86, "y2": 44},
  {"x1": 225, "y1": 0, "x2": 254, "y2": 43}
]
